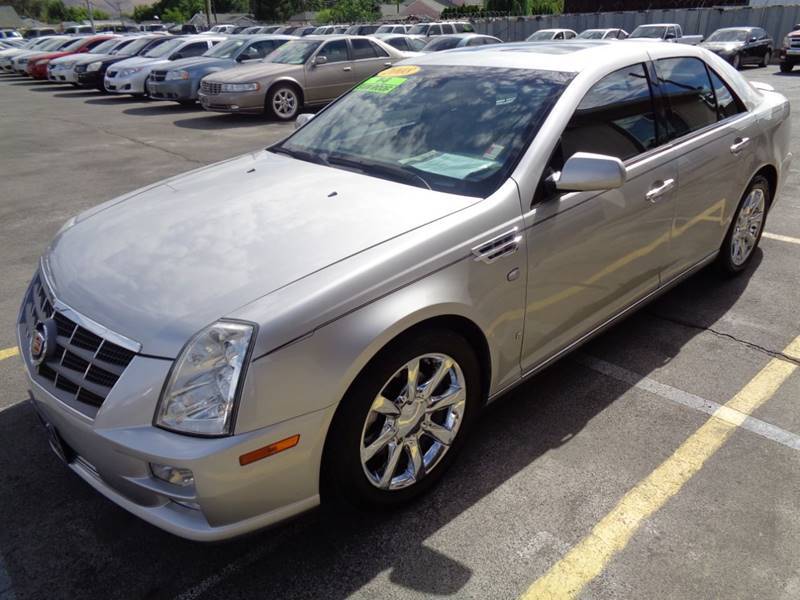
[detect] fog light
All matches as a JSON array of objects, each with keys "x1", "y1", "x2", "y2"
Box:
[
  {"x1": 230, "y1": 104, "x2": 239, "y2": 110},
  {"x1": 150, "y1": 463, "x2": 194, "y2": 487}
]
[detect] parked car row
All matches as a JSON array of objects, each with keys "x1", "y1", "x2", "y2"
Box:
[{"x1": 525, "y1": 24, "x2": 775, "y2": 69}]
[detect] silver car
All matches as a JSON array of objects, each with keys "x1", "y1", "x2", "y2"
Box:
[{"x1": 18, "y1": 41, "x2": 790, "y2": 541}]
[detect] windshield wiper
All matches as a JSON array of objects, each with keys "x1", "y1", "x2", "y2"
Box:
[
  {"x1": 325, "y1": 154, "x2": 432, "y2": 191},
  {"x1": 270, "y1": 146, "x2": 330, "y2": 167}
]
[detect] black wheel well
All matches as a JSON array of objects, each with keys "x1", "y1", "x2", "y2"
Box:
[
  {"x1": 753, "y1": 164, "x2": 778, "y2": 209},
  {"x1": 266, "y1": 80, "x2": 303, "y2": 107}
]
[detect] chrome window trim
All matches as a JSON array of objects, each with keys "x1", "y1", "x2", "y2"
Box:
[{"x1": 39, "y1": 257, "x2": 143, "y2": 354}]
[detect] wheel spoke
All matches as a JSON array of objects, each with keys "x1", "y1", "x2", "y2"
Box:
[
  {"x1": 405, "y1": 436, "x2": 424, "y2": 481},
  {"x1": 427, "y1": 386, "x2": 465, "y2": 413},
  {"x1": 422, "y1": 420, "x2": 456, "y2": 446},
  {"x1": 406, "y1": 358, "x2": 420, "y2": 396},
  {"x1": 378, "y1": 442, "x2": 403, "y2": 489},
  {"x1": 361, "y1": 425, "x2": 395, "y2": 463},
  {"x1": 418, "y1": 358, "x2": 452, "y2": 399},
  {"x1": 371, "y1": 394, "x2": 401, "y2": 416}
]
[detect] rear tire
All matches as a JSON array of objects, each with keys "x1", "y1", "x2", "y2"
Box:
[
  {"x1": 780, "y1": 62, "x2": 793, "y2": 73},
  {"x1": 761, "y1": 50, "x2": 771, "y2": 67},
  {"x1": 716, "y1": 175, "x2": 769, "y2": 275},
  {"x1": 322, "y1": 329, "x2": 482, "y2": 510},
  {"x1": 732, "y1": 53, "x2": 741, "y2": 70}
]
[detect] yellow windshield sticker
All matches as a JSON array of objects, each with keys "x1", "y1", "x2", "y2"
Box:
[
  {"x1": 357, "y1": 76, "x2": 407, "y2": 94},
  {"x1": 378, "y1": 65, "x2": 420, "y2": 77}
]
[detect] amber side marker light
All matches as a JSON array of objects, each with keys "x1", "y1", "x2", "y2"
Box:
[{"x1": 239, "y1": 434, "x2": 300, "y2": 466}]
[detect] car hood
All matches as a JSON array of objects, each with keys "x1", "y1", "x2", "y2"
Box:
[
  {"x1": 166, "y1": 56, "x2": 232, "y2": 71},
  {"x1": 111, "y1": 55, "x2": 160, "y2": 69},
  {"x1": 44, "y1": 151, "x2": 476, "y2": 357},
  {"x1": 70, "y1": 52, "x2": 115, "y2": 65},
  {"x1": 36, "y1": 50, "x2": 72, "y2": 61},
  {"x1": 206, "y1": 62, "x2": 299, "y2": 83}
]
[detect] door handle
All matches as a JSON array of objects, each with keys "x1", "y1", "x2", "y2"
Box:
[
  {"x1": 730, "y1": 137, "x2": 751, "y2": 154},
  {"x1": 342, "y1": 66, "x2": 351, "y2": 71},
  {"x1": 645, "y1": 178, "x2": 675, "y2": 203}
]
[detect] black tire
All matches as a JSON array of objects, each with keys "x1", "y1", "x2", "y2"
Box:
[
  {"x1": 732, "y1": 53, "x2": 741, "y2": 70},
  {"x1": 761, "y1": 49, "x2": 771, "y2": 68},
  {"x1": 716, "y1": 175, "x2": 769, "y2": 275},
  {"x1": 322, "y1": 329, "x2": 482, "y2": 510},
  {"x1": 177, "y1": 99, "x2": 195, "y2": 106},
  {"x1": 780, "y1": 62, "x2": 793, "y2": 73},
  {"x1": 265, "y1": 83, "x2": 301, "y2": 121}
]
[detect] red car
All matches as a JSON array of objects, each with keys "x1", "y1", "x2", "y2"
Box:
[{"x1": 26, "y1": 35, "x2": 114, "y2": 79}]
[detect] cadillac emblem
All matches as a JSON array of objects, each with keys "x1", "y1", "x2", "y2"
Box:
[{"x1": 30, "y1": 319, "x2": 56, "y2": 366}]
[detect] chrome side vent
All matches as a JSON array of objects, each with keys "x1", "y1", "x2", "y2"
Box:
[{"x1": 472, "y1": 228, "x2": 522, "y2": 264}]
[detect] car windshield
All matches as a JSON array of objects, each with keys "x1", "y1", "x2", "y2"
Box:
[
  {"x1": 409, "y1": 24, "x2": 429, "y2": 35},
  {"x1": 577, "y1": 30, "x2": 605, "y2": 39},
  {"x1": 276, "y1": 66, "x2": 571, "y2": 197},
  {"x1": 528, "y1": 30, "x2": 555, "y2": 40},
  {"x1": 89, "y1": 39, "x2": 117, "y2": 54},
  {"x1": 109, "y1": 38, "x2": 135, "y2": 54},
  {"x1": 144, "y1": 38, "x2": 183, "y2": 58},
  {"x1": 266, "y1": 39, "x2": 320, "y2": 64},
  {"x1": 706, "y1": 30, "x2": 749, "y2": 42},
  {"x1": 204, "y1": 39, "x2": 245, "y2": 58},
  {"x1": 424, "y1": 37, "x2": 460, "y2": 51},
  {"x1": 61, "y1": 38, "x2": 89, "y2": 52},
  {"x1": 118, "y1": 36, "x2": 156, "y2": 55},
  {"x1": 630, "y1": 26, "x2": 666, "y2": 38}
]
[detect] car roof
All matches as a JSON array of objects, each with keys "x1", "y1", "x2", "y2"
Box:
[
  {"x1": 437, "y1": 33, "x2": 485, "y2": 38},
  {"x1": 402, "y1": 40, "x2": 707, "y2": 74},
  {"x1": 537, "y1": 28, "x2": 575, "y2": 33},
  {"x1": 712, "y1": 27, "x2": 753, "y2": 32}
]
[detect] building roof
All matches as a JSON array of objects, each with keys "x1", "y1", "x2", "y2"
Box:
[{"x1": 0, "y1": 5, "x2": 23, "y2": 28}]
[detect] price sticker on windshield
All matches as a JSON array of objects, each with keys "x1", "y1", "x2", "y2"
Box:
[
  {"x1": 356, "y1": 76, "x2": 407, "y2": 94},
  {"x1": 377, "y1": 65, "x2": 420, "y2": 77}
]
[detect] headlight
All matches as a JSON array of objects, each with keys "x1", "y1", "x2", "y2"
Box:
[
  {"x1": 155, "y1": 321, "x2": 256, "y2": 436},
  {"x1": 221, "y1": 82, "x2": 260, "y2": 92},
  {"x1": 784, "y1": 36, "x2": 791, "y2": 49},
  {"x1": 86, "y1": 61, "x2": 101, "y2": 72},
  {"x1": 119, "y1": 66, "x2": 142, "y2": 77},
  {"x1": 166, "y1": 69, "x2": 190, "y2": 80}
]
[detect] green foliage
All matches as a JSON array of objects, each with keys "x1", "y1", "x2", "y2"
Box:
[
  {"x1": 9, "y1": 0, "x2": 109, "y2": 23},
  {"x1": 329, "y1": 0, "x2": 379, "y2": 23},
  {"x1": 315, "y1": 7, "x2": 333, "y2": 24},
  {"x1": 481, "y1": 0, "x2": 562, "y2": 16}
]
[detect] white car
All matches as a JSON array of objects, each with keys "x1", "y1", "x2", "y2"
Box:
[
  {"x1": 577, "y1": 28, "x2": 629, "y2": 40},
  {"x1": 526, "y1": 28, "x2": 578, "y2": 41},
  {"x1": 47, "y1": 37, "x2": 135, "y2": 84},
  {"x1": 0, "y1": 36, "x2": 65, "y2": 72},
  {"x1": 104, "y1": 36, "x2": 224, "y2": 95}
]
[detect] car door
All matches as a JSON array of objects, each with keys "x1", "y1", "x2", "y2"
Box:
[
  {"x1": 654, "y1": 57, "x2": 754, "y2": 280},
  {"x1": 520, "y1": 62, "x2": 679, "y2": 372},
  {"x1": 349, "y1": 38, "x2": 394, "y2": 82},
  {"x1": 304, "y1": 39, "x2": 353, "y2": 103}
]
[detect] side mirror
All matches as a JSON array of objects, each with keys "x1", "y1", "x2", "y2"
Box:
[
  {"x1": 171, "y1": 53, "x2": 183, "y2": 60},
  {"x1": 664, "y1": 32, "x2": 676, "y2": 40},
  {"x1": 314, "y1": 55, "x2": 327, "y2": 66},
  {"x1": 556, "y1": 152, "x2": 626, "y2": 192},
  {"x1": 749, "y1": 36, "x2": 758, "y2": 43},
  {"x1": 294, "y1": 113, "x2": 315, "y2": 129}
]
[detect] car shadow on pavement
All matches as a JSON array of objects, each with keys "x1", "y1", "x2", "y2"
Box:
[
  {"x1": 0, "y1": 257, "x2": 760, "y2": 600},
  {"x1": 52, "y1": 90, "x2": 103, "y2": 98},
  {"x1": 83, "y1": 96, "x2": 148, "y2": 106},
  {"x1": 173, "y1": 114, "x2": 267, "y2": 130},
  {"x1": 123, "y1": 104, "x2": 200, "y2": 117},
  {"x1": 29, "y1": 85, "x2": 75, "y2": 93}
]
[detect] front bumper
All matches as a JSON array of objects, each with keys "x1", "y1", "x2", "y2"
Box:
[
  {"x1": 148, "y1": 78, "x2": 197, "y2": 101},
  {"x1": 29, "y1": 62, "x2": 48, "y2": 79},
  {"x1": 198, "y1": 89, "x2": 265, "y2": 114},
  {"x1": 17, "y1": 280, "x2": 332, "y2": 541},
  {"x1": 48, "y1": 65, "x2": 78, "y2": 83},
  {"x1": 104, "y1": 69, "x2": 148, "y2": 94},
  {"x1": 779, "y1": 48, "x2": 800, "y2": 62},
  {"x1": 76, "y1": 70, "x2": 102, "y2": 88}
]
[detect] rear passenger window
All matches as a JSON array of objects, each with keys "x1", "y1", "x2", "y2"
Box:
[
  {"x1": 707, "y1": 68, "x2": 746, "y2": 120},
  {"x1": 655, "y1": 57, "x2": 718, "y2": 139},
  {"x1": 430, "y1": 25, "x2": 442, "y2": 36},
  {"x1": 351, "y1": 39, "x2": 377, "y2": 59},
  {"x1": 560, "y1": 63, "x2": 657, "y2": 163},
  {"x1": 369, "y1": 41, "x2": 389, "y2": 57}
]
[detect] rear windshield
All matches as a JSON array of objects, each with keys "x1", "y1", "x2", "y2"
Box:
[
  {"x1": 276, "y1": 65, "x2": 572, "y2": 197},
  {"x1": 424, "y1": 37, "x2": 460, "y2": 52},
  {"x1": 706, "y1": 30, "x2": 749, "y2": 42}
]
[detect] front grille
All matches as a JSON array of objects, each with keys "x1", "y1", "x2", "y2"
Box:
[
  {"x1": 201, "y1": 80, "x2": 221, "y2": 95},
  {"x1": 791, "y1": 39, "x2": 800, "y2": 49},
  {"x1": 150, "y1": 70, "x2": 167, "y2": 82},
  {"x1": 20, "y1": 273, "x2": 136, "y2": 414}
]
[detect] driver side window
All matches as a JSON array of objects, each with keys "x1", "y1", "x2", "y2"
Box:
[{"x1": 320, "y1": 40, "x2": 349, "y2": 63}]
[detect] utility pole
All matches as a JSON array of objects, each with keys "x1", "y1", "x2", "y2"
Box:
[
  {"x1": 86, "y1": 0, "x2": 95, "y2": 32},
  {"x1": 205, "y1": 0, "x2": 213, "y2": 27}
]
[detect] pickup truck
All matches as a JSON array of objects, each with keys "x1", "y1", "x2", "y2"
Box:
[
  {"x1": 779, "y1": 28, "x2": 800, "y2": 72},
  {"x1": 628, "y1": 23, "x2": 704, "y2": 45}
]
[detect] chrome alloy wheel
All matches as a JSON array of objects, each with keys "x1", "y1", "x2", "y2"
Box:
[
  {"x1": 271, "y1": 88, "x2": 298, "y2": 118},
  {"x1": 731, "y1": 187, "x2": 765, "y2": 266},
  {"x1": 360, "y1": 354, "x2": 467, "y2": 490}
]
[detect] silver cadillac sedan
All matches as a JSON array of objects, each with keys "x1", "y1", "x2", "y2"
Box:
[{"x1": 18, "y1": 41, "x2": 791, "y2": 541}]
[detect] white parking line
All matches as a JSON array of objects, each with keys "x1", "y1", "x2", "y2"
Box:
[
  {"x1": 763, "y1": 232, "x2": 800, "y2": 245},
  {"x1": 575, "y1": 354, "x2": 800, "y2": 451}
]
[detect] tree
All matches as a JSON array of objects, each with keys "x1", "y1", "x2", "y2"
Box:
[{"x1": 330, "y1": 0, "x2": 378, "y2": 23}]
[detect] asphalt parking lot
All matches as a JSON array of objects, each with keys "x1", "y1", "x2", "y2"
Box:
[{"x1": 1, "y1": 66, "x2": 799, "y2": 600}]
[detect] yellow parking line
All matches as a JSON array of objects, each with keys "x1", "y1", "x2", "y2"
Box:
[
  {"x1": 763, "y1": 232, "x2": 800, "y2": 245},
  {"x1": 521, "y1": 335, "x2": 800, "y2": 600},
  {"x1": 0, "y1": 346, "x2": 19, "y2": 361}
]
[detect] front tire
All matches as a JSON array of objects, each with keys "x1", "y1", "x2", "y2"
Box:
[
  {"x1": 266, "y1": 84, "x2": 300, "y2": 121},
  {"x1": 780, "y1": 62, "x2": 793, "y2": 73},
  {"x1": 717, "y1": 175, "x2": 769, "y2": 275},
  {"x1": 322, "y1": 329, "x2": 481, "y2": 509},
  {"x1": 732, "y1": 53, "x2": 741, "y2": 70},
  {"x1": 761, "y1": 49, "x2": 771, "y2": 67}
]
